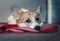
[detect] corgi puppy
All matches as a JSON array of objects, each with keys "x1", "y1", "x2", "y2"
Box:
[{"x1": 7, "y1": 6, "x2": 43, "y2": 30}]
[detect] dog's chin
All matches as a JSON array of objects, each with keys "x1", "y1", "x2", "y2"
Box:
[{"x1": 18, "y1": 23, "x2": 29, "y2": 28}]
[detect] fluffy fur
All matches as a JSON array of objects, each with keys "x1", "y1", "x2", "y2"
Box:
[{"x1": 7, "y1": 6, "x2": 43, "y2": 29}]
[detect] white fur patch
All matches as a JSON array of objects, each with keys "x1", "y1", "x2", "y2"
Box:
[
  {"x1": 7, "y1": 15, "x2": 16, "y2": 24},
  {"x1": 7, "y1": 11, "x2": 20, "y2": 24},
  {"x1": 21, "y1": 8, "x2": 29, "y2": 12},
  {"x1": 30, "y1": 22, "x2": 39, "y2": 29}
]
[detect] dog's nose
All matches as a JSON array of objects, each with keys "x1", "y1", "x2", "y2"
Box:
[
  {"x1": 35, "y1": 26, "x2": 40, "y2": 30},
  {"x1": 26, "y1": 19, "x2": 31, "y2": 23}
]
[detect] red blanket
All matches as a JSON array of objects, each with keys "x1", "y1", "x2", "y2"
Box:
[{"x1": 0, "y1": 24, "x2": 58, "y2": 34}]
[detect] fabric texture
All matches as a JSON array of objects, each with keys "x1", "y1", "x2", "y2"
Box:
[{"x1": 0, "y1": 23, "x2": 58, "y2": 34}]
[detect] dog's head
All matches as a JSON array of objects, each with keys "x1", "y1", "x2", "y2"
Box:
[{"x1": 11, "y1": 6, "x2": 43, "y2": 29}]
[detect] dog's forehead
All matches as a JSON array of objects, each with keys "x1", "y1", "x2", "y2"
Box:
[
  {"x1": 20, "y1": 8, "x2": 29, "y2": 12},
  {"x1": 18, "y1": 8, "x2": 36, "y2": 18},
  {"x1": 19, "y1": 8, "x2": 34, "y2": 13}
]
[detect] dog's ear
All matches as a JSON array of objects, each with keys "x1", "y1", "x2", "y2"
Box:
[
  {"x1": 10, "y1": 6, "x2": 20, "y2": 19},
  {"x1": 35, "y1": 6, "x2": 41, "y2": 15},
  {"x1": 11, "y1": 6, "x2": 18, "y2": 12}
]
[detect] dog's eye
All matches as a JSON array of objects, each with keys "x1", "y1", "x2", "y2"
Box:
[
  {"x1": 35, "y1": 18, "x2": 39, "y2": 21},
  {"x1": 26, "y1": 19, "x2": 31, "y2": 23}
]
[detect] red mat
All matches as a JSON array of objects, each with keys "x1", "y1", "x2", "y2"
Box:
[{"x1": 0, "y1": 23, "x2": 58, "y2": 34}]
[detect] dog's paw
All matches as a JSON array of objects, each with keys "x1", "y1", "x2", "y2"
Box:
[{"x1": 40, "y1": 22, "x2": 44, "y2": 27}]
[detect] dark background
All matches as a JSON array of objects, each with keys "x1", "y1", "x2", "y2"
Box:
[{"x1": 51, "y1": 0, "x2": 60, "y2": 24}]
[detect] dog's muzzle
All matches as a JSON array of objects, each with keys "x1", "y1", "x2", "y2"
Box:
[
  {"x1": 30, "y1": 22, "x2": 40, "y2": 30},
  {"x1": 35, "y1": 26, "x2": 40, "y2": 30}
]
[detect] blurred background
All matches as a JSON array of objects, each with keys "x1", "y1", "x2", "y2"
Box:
[
  {"x1": 0, "y1": 0, "x2": 60, "y2": 24},
  {"x1": 47, "y1": 0, "x2": 60, "y2": 24}
]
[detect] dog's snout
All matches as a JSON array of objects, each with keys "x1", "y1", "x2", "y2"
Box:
[
  {"x1": 35, "y1": 26, "x2": 40, "y2": 30},
  {"x1": 26, "y1": 19, "x2": 31, "y2": 23}
]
